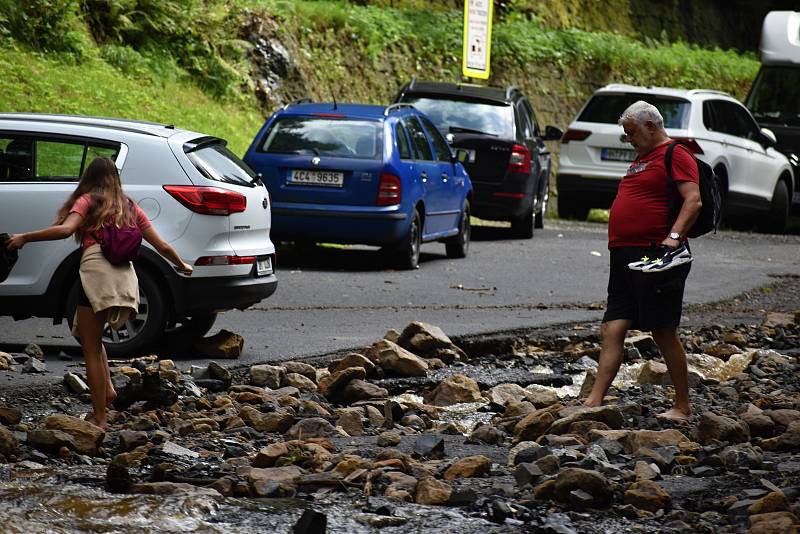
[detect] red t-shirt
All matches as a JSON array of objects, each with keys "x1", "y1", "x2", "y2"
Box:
[
  {"x1": 608, "y1": 142, "x2": 699, "y2": 248},
  {"x1": 69, "y1": 194, "x2": 152, "y2": 249}
]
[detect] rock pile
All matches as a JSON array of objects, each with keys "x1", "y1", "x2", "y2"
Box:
[{"x1": 0, "y1": 314, "x2": 799, "y2": 532}]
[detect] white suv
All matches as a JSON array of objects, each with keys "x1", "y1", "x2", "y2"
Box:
[
  {"x1": 0, "y1": 113, "x2": 277, "y2": 356},
  {"x1": 557, "y1": 84, "x2": 795, "y2": 233}
]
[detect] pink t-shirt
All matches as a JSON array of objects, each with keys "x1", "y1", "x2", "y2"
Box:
[{"x1": 69, "y1": 194, "x2": 152, "y2": 249}]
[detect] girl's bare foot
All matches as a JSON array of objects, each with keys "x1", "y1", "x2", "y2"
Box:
[
  {"x1": 84, "y1": 412, "x2": 109, "y2": 430},
  {"x1": 656, "y1": 408, "x2": 691, "y2": 422},
  {"x1": 106, "y1": 389, "x2": 117, "y2": 408}
]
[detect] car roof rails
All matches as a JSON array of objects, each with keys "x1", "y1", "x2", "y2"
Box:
[
  {"x1": 384, "y1": 103, "x2": 416, "y2": 116},
  {"x1": 505, "y1": 86, "x2": 519, "y2": 100},
  {"x1": 282, "y1": 97, "x2": 313, "y2": 110},
  {"x1": 409, "y1": 75, "x2": 417, "y2": 90},
  {"x1": 687, "y1": 89, "x2": 732, "y2": 97}
]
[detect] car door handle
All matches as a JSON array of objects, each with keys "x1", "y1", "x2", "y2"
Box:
[
  {"x1": 441, "y1": 173, "x2": 449, "y2": 182},
  {"x1": 420, "y1": 172, "x2": 428, "y2": 182}
]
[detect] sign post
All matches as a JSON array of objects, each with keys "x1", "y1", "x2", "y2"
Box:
[{"x1": 462, "y1": 0, "x2": 493, "y2": 80}]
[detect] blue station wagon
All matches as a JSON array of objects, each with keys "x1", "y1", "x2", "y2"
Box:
[{"x1": 243, "y1": 102, "x2": 473, "y2": 269}]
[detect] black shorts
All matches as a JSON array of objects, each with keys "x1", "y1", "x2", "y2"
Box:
[{"x1": 602, "y1": 246, "x2": 691, "y2": 331}]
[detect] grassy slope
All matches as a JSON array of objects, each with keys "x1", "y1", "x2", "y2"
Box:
[
  {"x1": 0, "y1": 47, "x2": 263, "y2": 155},
  {"x1": 0, "y1": 1, "x2": 760, "y2": 159}
]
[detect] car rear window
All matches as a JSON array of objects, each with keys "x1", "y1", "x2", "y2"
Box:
[
  {"x1": 185, "y1": 140, "x2": 257, "y2": 187},
  {"x1": 402, "y1": 97, "x2": 514, "y2": 138},
  {"x1": 260, "y1": 117, "x2": 383, "y2": 159},
  {"x1": 578, "y1": 94, "x2": 690, "y2": 129}
]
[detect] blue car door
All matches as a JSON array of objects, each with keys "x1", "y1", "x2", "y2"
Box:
[
  {"x1": 403, "y1": 116, "x2": 447, "y2": 235},
  {"x1": 419, "y1": 115, "x2": 463, "y2": 232}
]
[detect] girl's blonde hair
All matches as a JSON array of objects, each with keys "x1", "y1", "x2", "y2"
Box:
[{"x1": 56, "y1": 157, "x2": 135, "y2": 242}]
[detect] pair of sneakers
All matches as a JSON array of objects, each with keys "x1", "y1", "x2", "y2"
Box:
[{"x1": 628, "y1": 242, "x2": 693, "y2": 273}]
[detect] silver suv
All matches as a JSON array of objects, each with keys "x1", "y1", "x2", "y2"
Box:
[{"x1": 0, "y1": 113, "x2": 277, "y2": 356}]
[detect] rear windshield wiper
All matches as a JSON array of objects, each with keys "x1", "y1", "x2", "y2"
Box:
[{"x1": 449, "y1": 126, "x2": 497, "y2": 137}]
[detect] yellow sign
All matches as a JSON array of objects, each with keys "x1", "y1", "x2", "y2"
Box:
[{"x1": 462, "y1": 0, "x2": 493, "y2": 80}]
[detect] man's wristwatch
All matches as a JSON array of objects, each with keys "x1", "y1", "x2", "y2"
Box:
[{"x1": 668, "y1": 232, "x2": 681, "y2": 240}]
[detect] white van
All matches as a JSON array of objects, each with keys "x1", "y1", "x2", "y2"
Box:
[
  {"x1": 0, "y1": 113, "x2": 277, "y2": 356},
  {"x1": 745, "y1": 10, "x2": 800, "y2": 211}
]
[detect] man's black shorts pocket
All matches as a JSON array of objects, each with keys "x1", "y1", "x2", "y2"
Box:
[{"x1": 654, "y1": 277, "x2": 683, "y2": 295}]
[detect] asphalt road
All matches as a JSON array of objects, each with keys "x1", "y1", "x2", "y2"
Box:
[{"x1": 2, "y1": 219, "x2": 799, "y2": 378}]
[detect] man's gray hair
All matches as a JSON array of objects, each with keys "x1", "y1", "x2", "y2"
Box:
[{"x1": 618, "y1": 100, "x2": 664, "y2": 129}]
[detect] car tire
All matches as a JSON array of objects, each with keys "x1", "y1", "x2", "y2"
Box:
[
  {"x1": 761, "y1": 180, "x2": 790, "y2": 234},
  {"x1": 511, "y1": 207, "x2": 534, "y2": 239},
  {"x1": 66, "y1": 268, "x2": 168, "y2": 357},
  {"x1": 558, "y1": 194, "x2": 589, "y2": 221},
  {"x1": 395, "y1": 208, "x2": 421, "y2": 269},
  {"x1": 445, "y1": 201, "x2": 470, "y2": 258},
  {"x1": 534, "y1": 187, "x2": 548, "y2": 229}
]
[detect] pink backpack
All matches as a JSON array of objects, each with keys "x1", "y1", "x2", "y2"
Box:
[{"x1": 97, "y1": 200, "x2": 142, "y2": 265}]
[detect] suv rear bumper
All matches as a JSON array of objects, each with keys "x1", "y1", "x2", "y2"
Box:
[
  {"x1": 471, "y1": 172, "x2": 535, "y2": 221},
  {"x1": 174, "y1": 272, "x2": 277, "y2": 316},
  {"x1": 557, "y1": 174, "x2": 620, "y2": 209}
]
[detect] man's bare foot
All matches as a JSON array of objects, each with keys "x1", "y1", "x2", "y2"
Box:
[
  {"x1": 582, "y1": 398, "x2": 602, "y2": 408},
  {"x1": 656, "y1": 408, "x2": 691, "y2": 422}
]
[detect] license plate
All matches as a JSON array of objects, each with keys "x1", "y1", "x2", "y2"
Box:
[
  {"x1": 601, "y1": 148, "x2": 636, "y2": 162},
  {"x1": 288, "y1": 169, "x2": 344, "y2": 187},
  {"x1": 256, "y1": 256, "x2": 273, "y2": 276}
]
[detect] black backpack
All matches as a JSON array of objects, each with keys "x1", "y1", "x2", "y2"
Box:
[{"x1": 665, "y1": 141, "x2": 722, "y2": 238}]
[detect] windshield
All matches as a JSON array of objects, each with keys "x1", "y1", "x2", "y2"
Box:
[
  {"x1": 187, "y1": 142, "x2": 256, "y2": 187},
  {"x1": 402, "y1": 97, "x2": 514, "y2": 138},
  {"x1": 746, "y1": 66, "x2": 800, "y2": 125},
  {"x1": 578, "y1": 94, "x2": 690, "y2": 129},
  {"x1": 260, "y1": 117, "x2": 383, "y2": 159}
]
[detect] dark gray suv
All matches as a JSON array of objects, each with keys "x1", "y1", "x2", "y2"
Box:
[{"x1": 395, "y1": 79, "x2": 562, "y2": 238}]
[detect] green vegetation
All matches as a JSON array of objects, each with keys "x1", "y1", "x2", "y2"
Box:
[{"x1": 0, "y1": 0, "x2": 760, "y2": 159}]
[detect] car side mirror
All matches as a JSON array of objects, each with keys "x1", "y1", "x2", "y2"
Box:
[
  {"x1": 543, "y1": 125, "x2": 563, "y2": 141},
  {"x1": 445, "y1": 133, "x2": 455, "y2": 145},
  {"x1": 760, "y1": 127, "x2": 777, "y2": 148}
]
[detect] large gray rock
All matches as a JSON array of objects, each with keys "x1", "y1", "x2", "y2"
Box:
[
  {"x1": 285, "y1": 417, "x2": 337, "y2": 440},
  {"x1": 697, "y1": 411, "x2": 750, "y2": 445},
  {"x1": 397, "y1": 321, "x2": 453, "y2": 352},
  {"x1": 425, "y1": 374, "x2": 482, "y2": 406},
  {"x1": 250, "y1": 364, "x2": 285, "y2": 389},
  {"x1": 365, "y1": 339, "x2": 428, "y2": 377}
]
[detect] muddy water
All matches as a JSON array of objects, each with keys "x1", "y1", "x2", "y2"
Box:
[{"x1": 0, "y1": 473, "x2": 512, "y2": 534}]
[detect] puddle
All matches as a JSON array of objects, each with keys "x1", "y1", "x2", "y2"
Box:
[{"x1": 391, "y1": 393, "x2": 492, "y2": 434}]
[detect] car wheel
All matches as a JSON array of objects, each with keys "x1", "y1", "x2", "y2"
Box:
[
  {"x1": 534, "y1": 187, "x2": 548, "y2": 229},
  {"x1": 761, "y1": 180, "x2": 790, "y2": 234},
  {"x1": 511, "y1": 207, "x2": 534, "y2": 239},
  {"x1": 445, "y1": 200, "x2": 470, "y2": 258},
  {"x1": 66, "y1": 268, "x2": 168, "y2": 357},
  {"x1": 395, "y1": 208, "x2": 421, "y2": 269}
]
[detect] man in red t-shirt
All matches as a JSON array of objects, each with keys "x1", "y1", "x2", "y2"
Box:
[{"x1": 583, "y1": 101, "x2": 702, "y2": 422}]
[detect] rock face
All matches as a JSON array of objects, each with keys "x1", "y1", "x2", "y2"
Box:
[
  {"x1": 425, "y1": 374, "x2": 482, "y2": 406},
  {"x1": 43, "y1": 414, "x2": 104, "y2": 456},
  {"x1": 193, "y1": 329, "x2": 243, "y2": 358},
  {"x1": 697, "y1": 411, "x2": 750, "y2": 445},
  {"x1": 553, "y1": 468, "x2": 613, "y2": 508},
  {"x1": 364, "y1": 339, "x2": 428, "y2": 377},
  {"x1": 415, "y1": 476, "x2": 452, "y2": 505},
  {"x1": 624, "y1": 480, "x2": 671, "y2": 512},
  {"x1": 443, "y1": 455, "x2": 491, "y2": 480},
  {"x1": 0, "y1": 424, "x2": 19, "y2": 456}
]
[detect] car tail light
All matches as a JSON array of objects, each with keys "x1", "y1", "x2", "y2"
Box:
[
  {"x1": 195, "y1": 255, "x2": 256, "y2": 266},
  {"x1": 163, "y1": 185, "x2": 247, "y2": 215},
  {"x1": 493, "y1": 191, "x2": 525, "y2": 199},
  {"x1": 561, "y1": 129, "x2": 592, "y2": 143},
  {"x1": 508, "y1": 144, "x2": 531, "y2": 174},
  {"x1": 671, "y1": 137, "x2": 705, "y2": 154},
  {"x1": 377, "y1": 173, "x2": 401, "y2": 206}
]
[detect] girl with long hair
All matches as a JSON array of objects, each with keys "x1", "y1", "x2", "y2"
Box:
[{"x1": 5, "y1": 157, "x2": 192, "y2": 429}]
